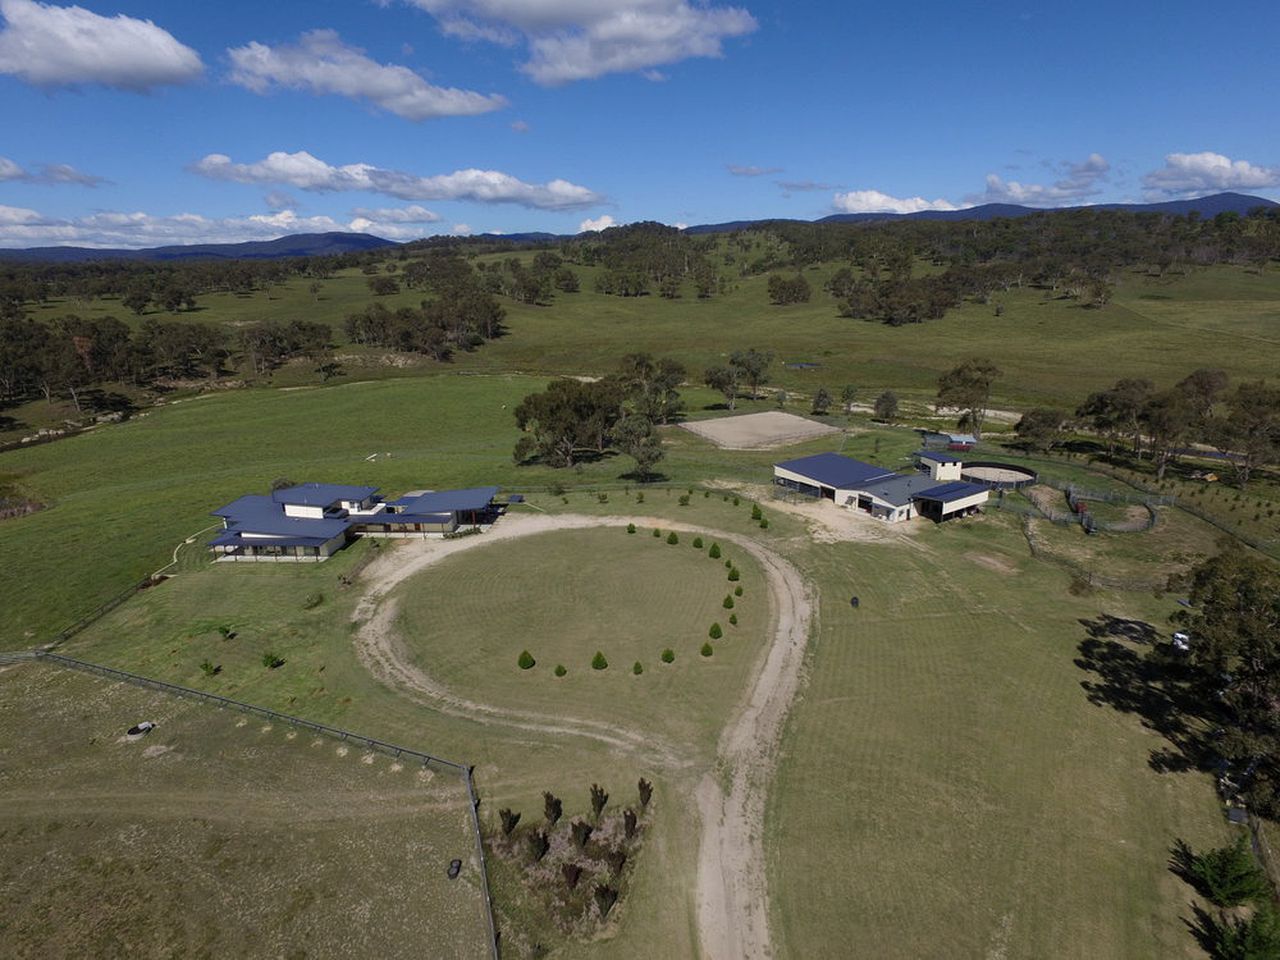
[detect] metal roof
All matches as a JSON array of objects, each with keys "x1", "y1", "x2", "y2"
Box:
[
  {"x1": 774, "y1": 453, "x2": 897, "y2": 490},
  {"x1": 271, "y1": 483, "x2": 379, "y2": 507},
  {"x1": 914, "y1": 450, "x2": 963, "y2": 464},
  {"x1": 397, "y1": 486, "x2": 500, "y2": 515},
  {"x1": 863, "y1": 473, "x2": 948, "y2": 507},
  {"x1": 210, "y1": 494, "x2": 352, "y2": 539},
  {"x1": 209, "y1": 529, "x2": 337, "y2": 549},
  {"x1": 913, "y1": 481, "x2": 990, "y2": 503}
]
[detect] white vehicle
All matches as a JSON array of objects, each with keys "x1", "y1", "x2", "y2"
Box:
[{"x1": 1171, "y1": 632, "x2": 1191, "y2": 653}]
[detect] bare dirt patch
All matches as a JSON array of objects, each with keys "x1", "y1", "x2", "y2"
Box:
[{"x1": 680, "y1": 411, "x2": 841, "y2": 450}]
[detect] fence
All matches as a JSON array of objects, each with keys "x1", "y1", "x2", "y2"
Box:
[
  {"x1": 11, "y1": 650, "x2": 501, "y2": 960},
  {"x1": 1018, "y1": 516, "x2": 1168, "y2": 592},
  {"x1": 44, "y1": 578, "x2": 157, "y2": 649}
]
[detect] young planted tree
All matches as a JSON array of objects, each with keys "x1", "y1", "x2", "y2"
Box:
[
  {"x1": 709, "y1": 623, "x2": 723, "y2": 639},
  {"x1": 571, "y1": 819, "x2": 593, "y2": 851},
  {"x1": 527, "y1": 830, "x2": 550, "y2": 862},
  {"x1": 592, "y1": 651, "x2": 609, "y2": 670},
  {"x1": 517, "y1": 650, "x2": 536, "y2": 669},
  {"x1": 544, "y1": 792, "x2": 563, "y2": 826},
  {"x1": 841, "y1": 384, "x2": 857, "y2": 417},
  {"x1": 660, "y1": 648, "x2": 675, "y2": 663},
  {"x1": 594, "y1": 884, "x2": 619, "y2": 918},
  {"x1": 709, "y1": 543, "x2": 722, "y2": 559},
  {"x1": 667, "y1": 531, "x2": 679, "y2": 544},
  {"x1": 561, "y1": 862, "x2": 583, "y2": 889},
  {"x1": 498, "y1": 808, "x2": 521, "y2": 836},
  {"x1": 812, "y1": 386, "x2": 833, "y2": 415},
  {"x1": 590, "y1": 783, "x2": 609, "y2": 819}
]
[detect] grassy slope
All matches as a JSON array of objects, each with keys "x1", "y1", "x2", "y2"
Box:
[
  {"x1": 0, "y1": 661, "x2": 489, "y2": 960},
  {"x1": 767, "y1": 514, "x2": 1229, "y2": 959}
]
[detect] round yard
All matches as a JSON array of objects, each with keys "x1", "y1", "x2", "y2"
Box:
[{"x1": 391, "y1": 527, "x2": 770, "y2": 750}]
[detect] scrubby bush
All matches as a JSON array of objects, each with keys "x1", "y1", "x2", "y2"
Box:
[
  {"x1": 303, "y1": 592, "x2": 324, "y2": 609},
  {"x1": 592, "y1": 651, "x2": 608, "y2": 670},
  {"x1": 638, "y1": 777, "x2": 653, "y2": 807},
  {"x1": 571, "y1": 819, "x2": 593, "y2": 851},
  {"x1": 661, "y1": 648, "x2": 675, "y2": 663},
  {"x1": 678, "y1": 494, "x2": 691, "y2": 506},
  {"x1": 723, "y1": 595, "x2": 735, "y2": 609},
  {"x1": 561, "y1": 862, "x2": 583, "y2": 889},
  {"x1": 597, "y1": 492, "x2": 608, "y2": 503},
  {"x1": 499, "y1": 807, "x2": 521, "y2": 835},
  {"x1": 262, "y1": 652, "x2": 284, "y2": 669},
  {"x1": 554, "y1": 664, "x2": 567, "y2": 677},
  {"x1": 199, "y1": 659, "x2": 220, "y2": 677},
  {"x1": 623, "y1": 808, "x2": 639, "y2": 839},
  {"x1": 633, "y1": 661, "x2": 644, "y2": 675},
  {"x1": 667, "y1": 531, "x2": 679, "y2": 544},
  {"x1": 693, "y1": 536, "x2": 703, "y2": 548},
  {"x1": 591, "y1": 783, "x2": 609, "y2": 818},
  {"x1": 729, "y1": 613, "x2": 738, "y2": 625},
  {"x1": 636, "y1": 491, "x2": 645, "y2": 503},
  {"x1": 627, "y1": 522, "x2": 636, "y2": 534},
  {"x1": 725, "y1": 559, "x2": 733, "y2": 568},
  {"x1": 734, "y1": 585, "x2": 743, "y2": 597},
  {"x1": 709, "y1": 543, "x2": 721, "y2": 559},
  {"x1": 653, "y1": 528, "x2": 662, "y2": 538},
  {"x1": 544, "y1": 792, "x2": 562, "y2": 825},
  {"x1": 217, "y1": 624, "x2": 234, "y2": 639},
  {"x1": 518, "y1": 650, "x2": 536, "y2": 670},
  {"x1": 528, "y1": 830, "x2": 550, "y2": 861},
  {"x1": 732, "y1": 496, "x2": 740, "y2": 506},
  {"x1": 709, "y1": 623, "x2": 723, "y2": 639},
  {"x1": 701, "y1": 642, "x2": 714, "y2": 657},
  {"x1": 594, "y1": 884, "x2": 619, "y2": 918},
  {"x1": 759, "y1": 518, "x2": 769, "y2": 529},
  {"x1": 751, "y1": 503, "x2": 762, "y2": 521},
  {"x1": 728, "y1": 568, "x2": 740, "y2": 582}
]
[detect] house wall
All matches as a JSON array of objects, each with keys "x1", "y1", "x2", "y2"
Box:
[
  {"x1": 283, "y1": 503, "x2": 325, "y2": 519},
  {"x1": 937, "y1": 490, "x2": 990, "y2": 516},
  {"x1": 927, "y1": 460, "x2": 963, "y2": 481}
]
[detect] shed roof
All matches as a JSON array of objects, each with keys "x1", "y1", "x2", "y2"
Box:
[
  {"x1": 914, "y1": 450, "x2": 964, "y2": 464},
  {"x1": 863, "y1": 473, "x2": 948, "y2": 507},
  {"x1": 396, "y1": 486, "x2": 500, "y2": 515},
  {"x1": 209, "y1": 529, "x2": 337, "y2": 549},
  {"x1": 913, "y1": 481, "x2": 990, "y2": 503},
  {"x1": 774, "y1": 453, "x2": 896, "y2": 490},
  {"x1": 271, "y1": 483, "x2": 379, "y2": 507}
]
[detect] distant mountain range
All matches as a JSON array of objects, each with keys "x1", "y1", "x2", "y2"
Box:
[
  {"x1": 0, "y1": 231, "x2": 397, "y2": 263},
  {"x1": 0, "y1": 194, "x2": 1275, "y2": 262}
]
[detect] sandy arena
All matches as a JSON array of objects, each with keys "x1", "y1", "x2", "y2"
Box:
[{"x1": 680, "y1": 411, "x2": 841, "y2": 449}]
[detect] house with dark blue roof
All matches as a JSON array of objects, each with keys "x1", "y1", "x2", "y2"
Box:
[
  {"x1": 210, "y1": 482, "x2": 502, "y2": 561},
  {"x1": 773, "y1": 452, "x2": 988, "y2": 523}
]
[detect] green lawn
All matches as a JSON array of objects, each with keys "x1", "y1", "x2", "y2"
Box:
[
  {"x1": 0, "y1": 660, "x2": 489, "y2": 960},
  {"x1": 394, "y1": 527, "x2": 766, "y2": 754}
]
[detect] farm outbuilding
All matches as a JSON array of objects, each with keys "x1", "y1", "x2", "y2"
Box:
[{"x1": 773, "y1": 453, "x2": 989, "y2": 523}]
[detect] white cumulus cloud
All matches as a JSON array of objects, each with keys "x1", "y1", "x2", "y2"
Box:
[
  {"x1": 1142, "y1": 151, "x2": 1280, "y2": 199},
  {"x1": 350, "y1": 204, "x2": 442, "y2": 223},
  {"x1": 228, "y1": 29, "x2": 506, "y2": 121},
  {"x1": 191, "y1": 150, "x2": 604, "y2": 210},
  {"x1": 0, "y1": 155, "x2": 104, "y2": 185},
  {"x1": 0, "y1": 0, "x2": 202, "y2": 91},
  {"x1": 398, "y1": 0, "x2": 757, "y2": 84},
  {"x1": 970, "y1": 153, "x2": 1110, "y2": 206},
  {"x1": 832, "y1": 189, "x2": 958, "y2": 215},
  {"x1": 578, "y1": 213, "x2": 616, "y2": 232}
]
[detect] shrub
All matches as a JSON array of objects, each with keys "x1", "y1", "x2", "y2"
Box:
[
  {"x1": 729, "y1": 613, "x2": 738, "y2": 625},
  {"x1": 636, "y1": 491, "x2": 645, "y2": 503},
  {"x1": 499, "y1": 807, "x2": 521, "y2": 835},
  {"x1": 709, "y1": 623, "x2": 723, "y2": 639},
  {"x1": 606, "y1": 847, "x2": 628, "y2": 875},
  {"x1": 660, "y1": 648, "x2": 675, "y2": 663},
  {"x1": 623, "y1": 808, "x2": 639, "y2": 839},
  {"x1": 591, "y1": 783, "x2": 609, "y2": 818},
  {"x1": 734, "y1": 585, "x2": 743, "y2": 597},
  {"x1": 217, "y1": 624, "x2": 234, "y2": 639},
  {"x1": 571, "y1": 819, "x2": 593, "y2": 851},
  {"x1": 1177, "y1": 835, "x2": 1273, "y2": 906},
  {"x1": 594, "y1": 884, "x2": 619, "y2": 918},
  {"x1": 751, "y1": 503, "x2": 762, "y2": 521},
  {"x1": 653, "y1": 528, "x2": 662, "y2": 538},
  {"x1": 638, "y1": 777, "x2": 653, "y2": 807},
  {"x1": 693, "y1": 536, "x2": 704, "y2": 548},
  {"x1": 633, "y1": 661, "x2": 644, "y2": 675},
  {"x1": 627, "y1": 522, "x2": 636, "y2": 534},
  {"x1": 518, "y1": 650, "x2": 536, "y2": 670},
  {"x1": 704, "y1": 490, "x2": 710, "y2": 498},
  {"x1": 262, "y1": 652, "x2": 284, "y2": 669},
  {"x1": 728, "y1": 568, "x2": 741, "y2": 582},
  {"x1": 544, "y1": 792, "x2": 562, "y2": 825},
  {"x1": 733, "y1": 496, "x2": 740, "y2": 506},
  {"x1": 592, "y1": 651, "x2": 608, "y2": 670},
  {"x1": 667, "y1": 531, "x2": 679, "y2": 544},
  {"x1": 199, "y1": 659, "x2": 220, "y2": 677},
  {"x1": 725, "y1": 559, "x2": 733, "y2": 568},
  {"x1": 302, "y1": 592, "x2": 323, "y2": 609},
  {"x1": 554, "y1": 664, "x2": 567, "y2": 677},
  {"x1": 759, "y1": 518, "x2": 769, "y2": 529},
  {"x1": 561, "y1": 862, "x2": 583, "y2": 889},
  {"x1": 527, "y1": 830, "x2": 550, "y2": 861},
  {"x1": 597, "y1": 492, "x2": 608, "y2": 503},
  {"x1": 678, "y1": 494, "x2": 691, "y2": 506},
  {"x1": 709, "y1": 543, "x2": 722, "y2": 559},
  {"x1": 701, "y1": 642, "x2": 714, "y2": 657},
  {"x1": 723, "y1": 595, "x2": 735, "y2": 609}
]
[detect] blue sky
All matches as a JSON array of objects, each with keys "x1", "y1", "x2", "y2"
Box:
[{"x1": 0, "y1": 0, "x2": 1277, "y2": 247}]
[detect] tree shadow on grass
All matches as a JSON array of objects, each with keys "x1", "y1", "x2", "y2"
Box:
[{"x1": 1075, "y1": 614, "x2": 1214, "y2": 776}]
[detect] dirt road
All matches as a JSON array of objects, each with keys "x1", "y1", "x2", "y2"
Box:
[{"x1": 350, "y1": 512, "x2": 814, "y2": 960}]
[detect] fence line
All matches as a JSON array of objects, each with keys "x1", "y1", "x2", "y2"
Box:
[
  {"x1": 1018, "y1": 516, "x2": 1167, "y2": 592},
  {"x1": 44, "y1": 578, "x2": 156, "y2": 650},
  {"x1": 17, "y1": 650, "x2": 501, "y2": 960}
]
